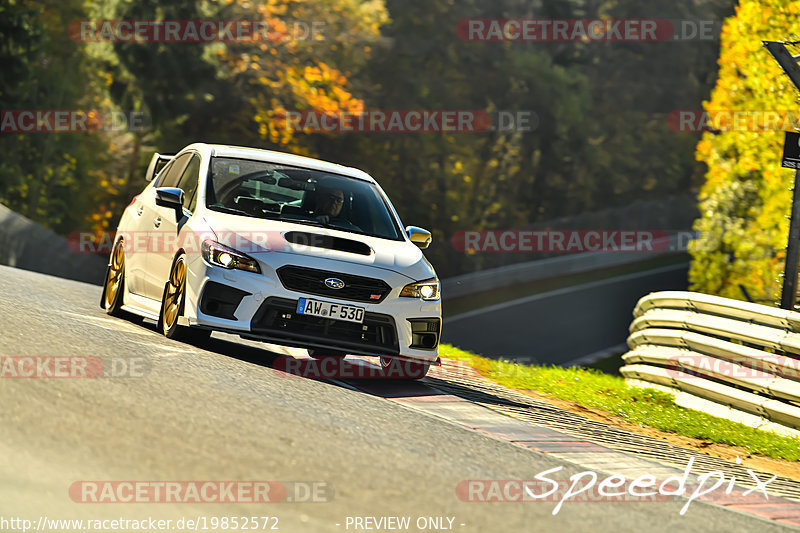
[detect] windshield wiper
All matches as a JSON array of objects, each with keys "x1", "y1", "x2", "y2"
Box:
[
  {"x1": 280, "y1": 216, "x2": 325, "y2": 228},
  {"x1": 282, "y1": 217, "x2": 384, "y2": 239},
  {"x1": 210, "y1": 205, "x2": 281, "y2": 220},
  {"x1": 209, "y1": 205, "x2": 250, "y2": 216}
]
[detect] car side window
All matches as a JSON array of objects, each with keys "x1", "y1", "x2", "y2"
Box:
[
  {"x1": 177, "y1": 154, "x2": 202, "y2": 212},
  {"x1": 157, "y1": 153, "x2": 192, "y2": 188}
]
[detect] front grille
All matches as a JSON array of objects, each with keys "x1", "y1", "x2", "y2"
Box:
[
  {"x1": 251, "y1": 297, "x2": 398, "y2": 354},
  {"x1": 277, "y1": 266, "x2": 392, "y2": 303}
]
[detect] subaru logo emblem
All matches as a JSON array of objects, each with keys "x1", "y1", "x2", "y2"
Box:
[{"x1": 324, "y1": 278, "x2": 345, "y2": 290}]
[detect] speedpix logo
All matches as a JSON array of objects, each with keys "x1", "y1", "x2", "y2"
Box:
[{"x1": 457, "y1": 458, "x2": 775, "y2": 515}]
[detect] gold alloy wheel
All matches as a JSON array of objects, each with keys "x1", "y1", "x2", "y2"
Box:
[
  {"x1": 163, "y1": 258, "x2": 186, "y2": 331},
  {"x1": 104, "y1": 242, "x2": 124, "y2": 309}
]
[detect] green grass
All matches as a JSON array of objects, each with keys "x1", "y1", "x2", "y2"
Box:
[{"x1": 440, "y1": 343, "x2": 800, "y2": 461}]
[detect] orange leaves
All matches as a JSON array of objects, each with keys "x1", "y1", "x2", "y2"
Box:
[
  {"x1": 691, "y1": 0, "x2": 800, "y2": 302},
  {"x1": 207, "y1": 0, "x2": 387, "y2": 148},
  {"x1": 256, "y1": 61, "x2": 366, "y2": 146}
]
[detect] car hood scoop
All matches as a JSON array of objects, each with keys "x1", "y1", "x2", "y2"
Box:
[
  {"x1": 206, "y1": 212, "x2": 432, "y2": 280},
  {"x1": 283, "y1": 231, "x2": 372, "y2": 256}
]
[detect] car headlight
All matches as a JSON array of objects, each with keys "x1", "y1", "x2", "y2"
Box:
[
  {"x1": 201, "y1": 239, "x2": 261, "y2": 274},
  {"x1": 400, "y1": 278, "x2": 440, "y2": 301}
]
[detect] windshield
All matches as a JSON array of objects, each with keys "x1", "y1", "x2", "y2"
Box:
[{"x1": 206, "y1": 157, "x2": 404, "y2": 241}]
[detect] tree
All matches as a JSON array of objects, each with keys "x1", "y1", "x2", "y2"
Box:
[
  {"x1": 304, "y1": 0, "x2": 731, "y2": 276},
  {"x1": 0, "y1": 0, "x2": 118, "y2": 234},
  {"x1": 689, "y1": 0, "x2": 800, "y2": 302},
  {"x1": 80, "y1": 0, "x2": 388, "y2": 233}
]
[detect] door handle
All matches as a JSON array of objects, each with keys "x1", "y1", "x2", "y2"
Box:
[{"x1": 153, "y1": 217, "x2": 161, "y2": 228}]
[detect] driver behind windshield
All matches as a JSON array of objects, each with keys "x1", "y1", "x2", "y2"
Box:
[
  {"x1": 315, "y1": 186, "x2": 345, "y2": 220},
  {"x1": 311, "y1": 185, "x2": 363, "y2": 232}
]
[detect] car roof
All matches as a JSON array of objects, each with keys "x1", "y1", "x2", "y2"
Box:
[{"x1": 184, "y1": 143, "x2": 376, "y2": 183}]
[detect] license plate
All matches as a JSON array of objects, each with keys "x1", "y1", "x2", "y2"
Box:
[{"x1": 296, "y1": 298, "x2": 365, "y2": 323}]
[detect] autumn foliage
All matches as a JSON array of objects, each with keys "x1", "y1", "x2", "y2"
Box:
[
  {"x1": 1, "y1": 0, "x2": 739, "y2": 277},
  {"x1": 690, "y1": 0, "x2": 800, "y2": 302}
]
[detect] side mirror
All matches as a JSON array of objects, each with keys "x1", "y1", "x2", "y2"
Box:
[
  {"x1": 405, "y1": 226, "x2": 432, "y2": 249},
  {"x1": 145, "y1": 152, "x2": 174, "y2": 182},
  {"x1": 155, "y1": 187, "x2": 185, "y2": 222}
]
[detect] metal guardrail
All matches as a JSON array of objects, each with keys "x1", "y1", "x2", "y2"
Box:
[
  {"x1": 0, "y1": 203, "x2": 106, "y2": 285},
  {"x1": 621, "y1": 290, "x2": 800, "y2": 429}
]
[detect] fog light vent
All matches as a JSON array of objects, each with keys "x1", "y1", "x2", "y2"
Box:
[
  {"x1": 199, "y1": 281, "x2": 251, "y2": 320},
  {"x1": 408, "y1": 318, "x2": 441, "y2": 350}
]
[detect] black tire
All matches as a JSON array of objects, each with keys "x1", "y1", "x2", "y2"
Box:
[
  {"x1": 102, "y1": 241, "x2": 126, "y2": 317},
  {"x1": 159, "y1": 255, "x2": 211, "y2": 343},
  {"x1": 308, "y1": 348, "x2": 347, "y2": 360},
  {"x1": 379, "y1": 356, "x2": 430, "y2": 380}
]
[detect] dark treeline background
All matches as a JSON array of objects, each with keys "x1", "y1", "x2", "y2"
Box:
[{"x1": 0, "y1": 0, "x2": 733, "y2": 277}]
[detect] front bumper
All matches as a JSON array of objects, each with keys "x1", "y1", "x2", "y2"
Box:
[{"x1": 182, "y1": 252, "x2": 442, "y2": 362}]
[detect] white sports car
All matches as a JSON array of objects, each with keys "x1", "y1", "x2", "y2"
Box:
[{"x1": 101, "y1": 143, "x2": 441, "y2": 378}]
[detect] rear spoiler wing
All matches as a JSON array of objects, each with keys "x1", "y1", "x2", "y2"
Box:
[{"x1": 145, "y1": 152, "x2": 175, "y2": 182}]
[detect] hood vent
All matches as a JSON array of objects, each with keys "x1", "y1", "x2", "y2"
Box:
[{"x1": 284, "y1": 231, "x2": 372, "y2": 256}]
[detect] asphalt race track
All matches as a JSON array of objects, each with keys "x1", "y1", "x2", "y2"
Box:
[
  {"x1": 443, "y1": 263, "x2": 689, "y2": 364},
  {"x1": 0, "y1": 265, "x2": 793, "y2": 532}
]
